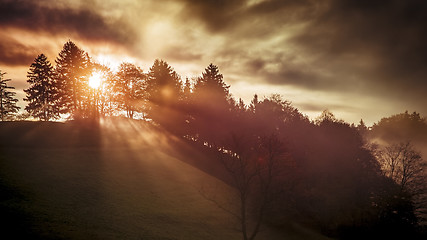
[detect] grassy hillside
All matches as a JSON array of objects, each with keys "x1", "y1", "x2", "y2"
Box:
[{"x1": 0, "y1": 120, "x2": 329, "y2": 240}]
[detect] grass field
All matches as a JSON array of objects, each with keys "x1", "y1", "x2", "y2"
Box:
[{"x1": 0, "y1": 120, "x2": 329, "y2": 239}]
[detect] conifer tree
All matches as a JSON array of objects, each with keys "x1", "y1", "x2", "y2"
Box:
[
  {"x1": 0, "y1": 71, "x2": 20, "y2": 121},
  {"x1": 182, "y1": 77, "x2": 192, "y2": 101},
  {"x1": 188, "y1": 64, "x2": 233, "y2": 143},
  {"x1": 54, "y1": 40, "x2": 92, "y2": 119},
  {"x1": 193, "y1": 63, "x2": 231, "y2": 105},
  {"x1": 24, "y1": 54, "x2": 59, "y2": 121},
  {"x1": 146, "y1": 59, "x2": 182, "y2": 106},
  {"x1": 145, "y1": 59, "x2": 183, "y2": 128}
]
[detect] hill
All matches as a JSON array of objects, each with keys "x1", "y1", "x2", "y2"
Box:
[{"x1": 0, "y1": 120, "x2": 328, "y2": 240}]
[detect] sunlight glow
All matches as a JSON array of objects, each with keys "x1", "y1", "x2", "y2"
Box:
[
  {"x1": 94, "y1": 53, "x2": 139, "y2": 73},
  {"x1": 94, "y1": 54, "x2": 121, "y2": 72},
  {"x1": 89, "y1": 72, "x2": 102, "y2": 89}
]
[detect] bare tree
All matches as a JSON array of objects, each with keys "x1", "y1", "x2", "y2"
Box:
[
  {"x1": 376, "y1": 142, "x2": 427, "y2": 222},
  {"x1": 111, "y1": 63, "x2": 147, "y2": 119},
  {"x1": 205, "y1": 134, "x2": 289, "y2": 240}
]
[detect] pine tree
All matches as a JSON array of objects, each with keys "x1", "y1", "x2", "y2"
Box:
[
  {"x1": 356, "y1": 119, "x2": 368, "y2": 135},
  {"x1": 0, "y1": 71, "x2": 20, "y2": 121},
  {"x1": 145, "y1": 59, "x2": 183, "y2": 128},
  {"x1": 249, "y1": 94, "x2": 259, "y2": 113},
  {"x1": 188, "y1": 64, "x2": 233, "y2": 143},
  {"x1": 24, "y1": 54, "x2": 59, "y2": 121},
  {"x1": 54, "y1": 40, "x2": 92, "y2": 119},
  {"x1": 147, "y1": 59, "x2": 182, "y2": 106},
  {"x1": 193, "y1": 63, "x2": 230, "y2": 105},
  {"x1": 182, "y1": 77, "x2": 192, "y2": 101}
]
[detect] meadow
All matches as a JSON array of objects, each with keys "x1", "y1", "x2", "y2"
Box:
[{"x1": 0, "y1": 120, "x2": 328, "y2": 239}]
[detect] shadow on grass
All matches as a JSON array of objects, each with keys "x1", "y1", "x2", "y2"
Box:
[{"x1": 0, "y1": 178, "x2": 50, "y2": 240}]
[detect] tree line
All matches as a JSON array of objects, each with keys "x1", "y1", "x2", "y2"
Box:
[
  {"x1": 1, "y1": 40, "x2": 426, "y2": 239},
  {"x1": 3, "y1": 40, "x2": 232, "y2": 123},
  {"x1": 21, "y1": 41, "x2": 174, "y2": 120}
]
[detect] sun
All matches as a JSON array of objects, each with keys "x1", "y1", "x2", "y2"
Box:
[{"x1": 89, "y1": 72, "x2": 102, "y2": 89}]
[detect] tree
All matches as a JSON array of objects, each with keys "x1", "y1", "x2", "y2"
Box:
[
  {"x1": 315, "y1": 109, "x2": 341, "y2": 125},
  {"x1": 91, "y1": 64, "x2": 115, "y2": 117},
  {"x1": 357, "y1": 119, "x2": 368, "y2": 136},
  {"x1": 182, "y1": 77, "x2": 192, "y2": 102},
  {"x1": 0, "y1": 71, "x2": 20, "y2": 121},
  {"x1": 24, "y1": 54, "x2": 59, "y2": 121},
  {"x1": 54, "y1": 40, "x2": 92, "y2": 119},
  {"x1": 193, "y1": 63, "x2": 230, "y2": 105},
  {"x1": 213, "y1": 134, "x2": 288, "y2": 240},
  {"x1": 375, "y1": 142, "x2": 427, "y2": 222},
  {"x1": 370, "y1": 111, "x2": 427, "y2": 143},
  {"x1": 187, "y1": 64, "x2": 233, "y2": 143},
  {"x1": 146, "y1": 59, "x2": 183, "y2": 128},
  {"x1": 146, "y1": 59, "x2": 182, "y2": 107},
  {"x1": 250, "y1": 94, "x2": 305, "y2": 134},
  {"x1": 111, "y1": 63, "x2": 147, "y2": 119}
]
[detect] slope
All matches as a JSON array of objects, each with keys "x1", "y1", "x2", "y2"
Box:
[{"x1": 0, "y1": 120, "x2": 328, "y2": 240}]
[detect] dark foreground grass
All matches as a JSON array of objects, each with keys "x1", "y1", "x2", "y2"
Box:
[{"x1": 0, "y1": 120, "x2": 330, "y2": 239}]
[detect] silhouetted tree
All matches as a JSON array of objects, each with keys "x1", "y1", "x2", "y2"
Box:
[
  {"x1": 356, "y1": 119, "x2": 368, "y2": 136},
  {"x1": 374, "y1": 142, "x2": 427, "y2": 222},
  {"x1": 0, "y1": 71, "x2": 20, "y2": 121},
  {"x1": 248, "y1": 94, "x2": 258, "y2": 113},
  {"x1": 146, "y1": 59, "x2": 182, "y2": 106},
  {"x1": 370, "y1": 111, "x2": 427, "y2": 143},
  {"x1": 216, "y1": 134, "x2": 289, "y2": 240},
  {"x1": 315, "y1": 109, "x2": 342, "y2": 125},
  {"x1": 187, "y1": 64, "x2": 233, "y2": 143},
  {"x1": 91, "y1": 64, "x2": 115, "y2": 117},
  {"x1": 54, "y1": 40, "x2": 92, "y2": 119},
  {"x1": 193, "y1": 63, "x2": 230, "y2": 104},
  {"x1": 146, "y1": 59, "x2": 183, "y2": 128},
  {"x1": 182, "y1": 77, "x2": 192, "y2": 102},
  {"x1": 249, "y1": 94, "x2": 306, "y2": 136},
  {"x1": 111, "y1": 63, "x2": 147, "y2": 119},
  {"x1": 24, "y1": 54, "x2": 59, "y2": 121}
]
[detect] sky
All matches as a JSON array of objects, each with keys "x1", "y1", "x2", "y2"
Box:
[{"x1": 1, "y1": 0, "x2": 426, "y2": 125}]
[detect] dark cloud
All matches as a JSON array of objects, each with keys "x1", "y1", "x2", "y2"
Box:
[
  {"x1": 0, "y1": 36, "x2": 38, "y2": 66},
  {"x1": 178, "y1": 0, "x2": 316, "y2": 34},
  {"x1": 289, "y1": 0, "x2": 427, "y2": 97},
  {"x1": 246, "y1": 59, "x2": 266, "y2": 73},
  {"x1": 208, "y1": 0, "x2": 427, "y2": 110},
  {"x1": 178, "y1": 0, "x2": 246, "y2": 32},
  {"x1": 0, "y1": 0, "x2": 136, "y2": 45},
  {"x1": 243, "y1": 55, "x2": 329, "y2": 91},
  {"x1": 266, "y1": 68, "x2": 322, "y2": 89}
]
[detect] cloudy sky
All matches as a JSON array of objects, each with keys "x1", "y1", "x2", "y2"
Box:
[{"x1": 1, "y1": 0, "x2": 426, "y2": 125}]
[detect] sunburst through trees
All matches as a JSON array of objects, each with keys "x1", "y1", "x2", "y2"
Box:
[{"x1": 13, "y1": 40, "x2": 427, "y2": 239}]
